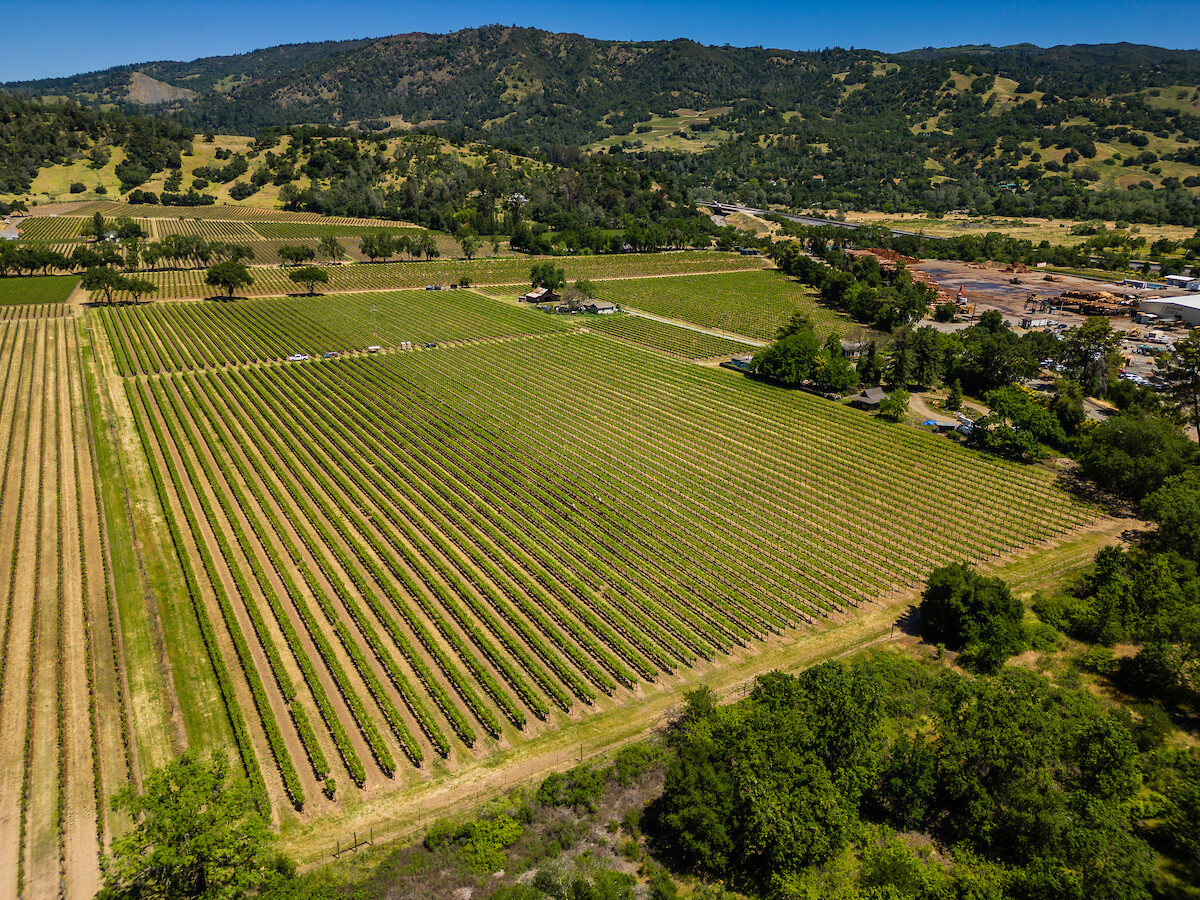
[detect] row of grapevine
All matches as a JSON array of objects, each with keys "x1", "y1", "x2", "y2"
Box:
[
  {"x1": 15, "y1": 317, "x2": 52, "y2": 897},
  {"x1": 594, "y1": 270, "x2": 850, "y2": 341},
  {"x1": 0, "y1": 317, "x2": 127, "y2": 900},
  {"x1": 124, "y1": 377, "x2": 272, "y2": 807},
  {"x1": 150, "y1": 219, "x2": 260, "y2": 240},
  {"x1": 16, "y1": 218, "x2": 83, "y2": 241},
  {"x1": 582, "y1": 313, "x2": 760, "y2": 359},
  {"x1": 58, "y1": 201, "x2": 399, "y2": 224},
  {"x1": 249, "y1": 222, "x2": 418, "y2": 240},
  {"x1": 226, "y1": 367, "x2": 514, "y2": 737},
  {"x1": 0, "y1": 305, "x2": 71, "y2": 320},
  {"x1": 191, "y1": 371, "x2": 470, "y2": 756},
  {"x1": 99, "y1": 251, "x2": 771, "y2": 301},
  {"x1": 100, "y1": 290, "x2": 567, "y2": 375}
]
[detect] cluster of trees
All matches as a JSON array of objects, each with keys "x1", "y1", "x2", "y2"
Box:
[
  {"x1": 773, "y1": 242, "x2": 935, "y2": 330},
  {"x1": 357, "y1": 230, "x2": 440, "y2": 262},
  {"x1": 650, "y1": 652, "x2": 1189, "y2": 899},
  {"x1": 0, "y1": 210, "x2": 267, "y2": 281},
  {"x1": 750, "y1": 314, "x2": 861, "y2": 393},
  {"x1": 918, "y1": 562, "x2": 1025, "y2": 672},
  {"x1": 6, "y1": 36, "x2": 1200, "y2": 243},
  {"x1": 79, "y1": 266, "x2": 156, "y2": 303},
  {"x1": 0, "y1": 92, "x2": 190, "y2": 196}
]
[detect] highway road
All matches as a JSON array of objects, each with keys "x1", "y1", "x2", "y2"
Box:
[{"x1": 696, "y1": 200, "x2": 944, "y2": 240}]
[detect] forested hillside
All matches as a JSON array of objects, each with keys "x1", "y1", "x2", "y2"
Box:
[{"x1": 6, "y1": 28, "x2": 1200, "y2": 225}]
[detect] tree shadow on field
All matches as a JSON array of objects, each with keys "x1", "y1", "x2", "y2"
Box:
[
  {"x1": 894, "y1": 605, "x2": 922, "y2": 638},
  {"x1": 1054, "y1": 466, "x2": 1135, "y2": 519},
  {"x1": 84, "y1": 298, "x2": 145, "y2": 308}
]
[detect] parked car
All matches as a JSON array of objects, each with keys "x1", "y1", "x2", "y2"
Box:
[
  {"x1": 322, "y1": 351, "x2": 339, "y2": 359},
  {"x1": 287, "y1": 353, "x2": 309, "y2": 362},
  {"x1": 367, "y1": 345, "x2": 382, "y2": 353},
  {"x1": 423, "y1": 342, "x2": 438, "y2": 349}
]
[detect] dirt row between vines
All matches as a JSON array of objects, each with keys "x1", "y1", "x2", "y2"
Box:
[{"x1": 0, "y1": 318, "x2": 133, "y2": 900}]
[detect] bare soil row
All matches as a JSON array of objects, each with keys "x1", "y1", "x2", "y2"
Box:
[{"x1": 0, "y1": 318, "x2": 131, "y2": 900}]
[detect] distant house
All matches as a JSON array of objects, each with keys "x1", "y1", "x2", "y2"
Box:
[
  {"x1": 840, "y1": 339, "x2": 869, "y2": 359},
  {"x1": 849, "y1": 386, "x2": 887, "y2": 410},
  {"x1": 584, "y1": 300, "x2": 617, "y2": 314}
]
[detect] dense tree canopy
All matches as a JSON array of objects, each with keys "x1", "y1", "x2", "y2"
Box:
[
  {"x1": 918, "y1": 562, "x2": 1024, "y2": 672},
  {"x1": 653, "y1": 663, "x2": 883, "y2": 891},
  {"x1": 98, "y1": 751, "x2": 283, "y2": 900}
]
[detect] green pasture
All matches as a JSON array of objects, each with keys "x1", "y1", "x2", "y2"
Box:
[{"x1": 0, "y1": 274, "x2": 79, "y2": 304}]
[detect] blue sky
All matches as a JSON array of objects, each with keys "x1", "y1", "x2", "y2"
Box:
[{"x1": 3, "y1": 0, "x2": 1198, "y2": 83}]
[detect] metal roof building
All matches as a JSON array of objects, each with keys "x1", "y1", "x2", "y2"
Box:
[{"x1": 1138, "y1": 296, "x2": 1200, "y2": 326}]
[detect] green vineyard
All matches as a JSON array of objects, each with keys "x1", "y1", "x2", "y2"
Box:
[
  {"x1": 106, "y1": 251, "x2": 769, "y2": 300},
  {"x1": 16, "y1": 218, "x2": 84, "y2": 241},
  {"x1": 595, "y1": 269, "x2": 851, "y2": 341},
  {"x1": 582, "y1": 313, "x2": 759, "y2": 359},
  {"x1": 0, "y1": 267, "x2": 1101, "y2": 896},
  {"x1": 98, "y1": 289, "x2": 568, "y2": 374},
  {"x1": 108, "y1": 297, "x2": 1090, "y2": 813}
]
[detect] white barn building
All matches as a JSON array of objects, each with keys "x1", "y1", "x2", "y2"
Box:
[{"x1": 1138, "y1": 296, "x2": 1200, "y2": 326}]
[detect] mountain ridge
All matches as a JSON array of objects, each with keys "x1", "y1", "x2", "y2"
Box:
[{"x1": 8, "y1": 27, "x2": 1200, "y2": 149}]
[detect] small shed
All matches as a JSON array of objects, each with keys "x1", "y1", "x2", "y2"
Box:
[
  {"x1": 922, "y1": 418, "x2": 958, "y2": 433},
  {"x1": 849, "y1": 386, "x2": 887, "y2": 410},
  {"x1": 584, "y1": 300, "x2": 617, "y2": 314},
  {"x1": 721, "y1": 354, "x2": 756, "y2": 373}
]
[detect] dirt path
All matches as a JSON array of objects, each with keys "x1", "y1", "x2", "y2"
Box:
[
  {"x1": 621, "y1": 309, "x2": 766, "y2": 347},
  {"x1": 26, "y1": 322, "x2": 63, "y2": 900},
  {"x1": 0, "y1": 321, "x2": 47, "y2": 897},
  {"x1": 59, "y1": 322, "x2": 104, "y2": 900}
]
